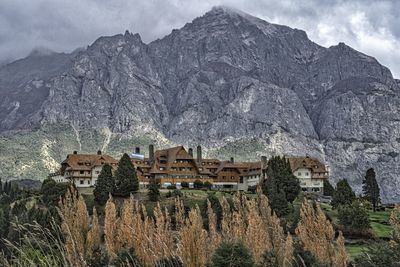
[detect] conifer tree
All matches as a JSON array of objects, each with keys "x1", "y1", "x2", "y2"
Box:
[
  {"x1": 94, "y1": 164, "x2": 114, "y2": 205},
  {"x1": 262, "y1": 156, "x2": 300, "y2": 216},
  {"x1": 113, "y1": 153, "x2": 139, "y2": 197},
  {"x1": 147, "y1": 181, "x2": 160, "y2": 202},
  {"x1": 362, "y1": 168, "x2": 380, "y2": 212},
  {"x1": 332, "y1": 179, "x2": 356, "y2": 209},
  {"x1": 323, "y1": 180, "x2": 335, "y2": 196}
]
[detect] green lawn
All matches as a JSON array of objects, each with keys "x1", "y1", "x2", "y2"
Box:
[{"x1": 346, "y1": 244, "x2": 367, "y2": 258}]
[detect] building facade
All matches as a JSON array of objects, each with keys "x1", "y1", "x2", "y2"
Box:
[
  {"x1": 53, "y1": 146, "x2": 329, "y2": 193},
  {"x1": 288, "y1": 157, "x2": 329, "y2": 194},
  {"x1": 131, "y1": 145, "x2": 266, "y2": 191},
  {"x1": 57, "y1": 151, "x2": 118, "y2": 187}
]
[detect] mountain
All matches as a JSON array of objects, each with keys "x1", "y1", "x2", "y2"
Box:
[{"x1": 0, "y1": 6, "x2": 399, "y2": 202}]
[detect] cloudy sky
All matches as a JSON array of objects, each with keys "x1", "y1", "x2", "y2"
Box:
[{"x1": 0, "y1": 0, "x2": 399, "y2": 78}]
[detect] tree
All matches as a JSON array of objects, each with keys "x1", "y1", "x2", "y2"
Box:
[
  {"x1": 338, "y1": 200, "x2": 371, "y2": 237},
  {"x1": 264, "y1": 175, "x2": 289, "y2": 217},
  {"x1": 263, "y1": 156, "x2": 300, "y2": 202},
  {"x1": 209, "y1": 241, "x2": 255, "y2": 267},
  {"x1": 41, "y1": 178, "x2": 68, "y2": 206},
  {"x1": 262, "y1": 156, "x2": 300, "y2": 216},
  {"x1": 113, "y1": 154, "x2": 139, "y2": 197},
  {"x1": 362, "y1": 168, "x2": 380, "y2": 212},
  {"x1": 147, "y1": 182, "x2": 160, "y2": 202},
  {"x1": 331, "y1": 179, "x2": 355, "y2": 209},
  {"x1": 323, "y1": 180, "x2": 335, "y2": 197},
  {"x1": 93, "y1": 164, "x2": 115, "y2": 205}
]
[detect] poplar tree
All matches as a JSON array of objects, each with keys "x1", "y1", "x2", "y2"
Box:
[
  {"x1": 94, "y1": 164, "x2": 115, "y2": 205},
  {"x1": 362, "y1": 168, "x2": 380, "y2": 212},
  {"x1": 113, "y1": 154, "x2": 139, "y2": 197}
]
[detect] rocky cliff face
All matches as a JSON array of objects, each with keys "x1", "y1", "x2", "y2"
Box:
[{"x1": 0, "y1": 6, "x2": 399, "y2": 202}]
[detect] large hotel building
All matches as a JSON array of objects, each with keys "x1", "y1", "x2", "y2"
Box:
[{"x1": 53, "y1": 145, "x2": 329, "y2": 193}]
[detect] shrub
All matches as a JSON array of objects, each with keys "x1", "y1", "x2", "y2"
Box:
[
  {"x1": 338, "y1": 200, "x2": 371, "y2": 238},
  {"x1": 209, "y1": 241, "x2": 254, "y2": 267},
  {"x1": 148, "y1": 183, "x2": 160, "y2": 202},
  {"x1": 41, "y1": 178, "x2": 68, "y2": 206},
  {"x1": 194, "y1": 180, "x2": 203, "y2": 189},
  {"x1": 204, "y1": 181, "x2": 212, "y2": 190},
  {"x1": 167, "y1": 185, "x2": 176, "y2": 190},
  {"x1": 181, "y1": 182, "x2": 189, "y2": 188}
]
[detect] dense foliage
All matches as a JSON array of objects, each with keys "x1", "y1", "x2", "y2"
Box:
[
  {"x1": 209, "y1": 241, "x2": 254, "y2": 267},
  {"x1": 93, "y1": 164, "x2": 114, "y2": 205},
  {"x1": 338, "y1": 200, "x2": 371, "y2": 237},
  {"x1": 148, "y1": 182, "x2": 160, "y2": 202},
  {"x1": 323, "y1": 180, "x2": 335, "y2": 197},
  {"x1": 362, "y1": 168, "x2": 380, "y2": 212},
  {"x1": 113, "y1": 153, "x2": 139, "y2": 197},
  {"x1": 262, "y1": 156, "x2": 300, "y2": 216},
  {"x1": 331, "y1": 179, "x2": 356, "y2": 209}
]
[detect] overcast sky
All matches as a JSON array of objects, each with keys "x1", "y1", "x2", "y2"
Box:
[{"x1": 0, "y1": 0, "x2": 399, "y2": 78}]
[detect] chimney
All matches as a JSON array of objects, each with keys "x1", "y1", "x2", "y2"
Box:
[
  {"x1": 188, "y1": 148, "x2": 193, "y2": 157},
  {"x1": 197, "y1": 145, "x2": 202, "y2": 163},
  {"x1": 73, "y1": 151, "x2": 78, "y2": 154},
  {"x1": 97, "y1": 150, "x2": 102, "y2": 155},
  {"x1": 230, "y1": 157, "x2": 234, "y2": 163},
  {"x1": 149, "y1": 144, "x2": 154, "y2": 162},
  {"x1": 135, "y1": 147, "x2": 140, "y2": 154}
]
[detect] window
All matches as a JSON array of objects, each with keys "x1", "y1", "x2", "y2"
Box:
[
  {"x1": 96, "y1": 171, "x2": 100, "y2": 174},
  {"x1": 231, "y1": 176, "x2": 234, "y2": 180},
  {"x1": 305, "y1": 172, "x2": 309, "y2": 176},
  {"x1": 297, "y1": 172, "x2": 301, "y2": 176},
  {"x1": 80, "y1": 180, "x2": 84, "y2": 185},
  {"x1": 222, "y1": 176, "x2": 226, "y2": 180},
  {"x1": 87, "y1": 180, "x2": 90, "y2": 184},
  {"x1": 80, "y1": 171, "x2": 84, "y2": 174}
]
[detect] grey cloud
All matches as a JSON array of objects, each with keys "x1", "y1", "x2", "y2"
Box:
[{"x1": 0, "y1": 0, "x2": 399, "y2": 77}]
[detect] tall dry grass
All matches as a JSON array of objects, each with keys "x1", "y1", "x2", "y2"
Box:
[
  {"x1": 295, "y1": 200, "x2": 348, "y2": 267},
  {"x1": 1, "y1": 187, "x2": 352, "y2": 267}
]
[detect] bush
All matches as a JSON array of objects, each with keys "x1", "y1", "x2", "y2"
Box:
[
  {"x1": 194, "y1": 180, "x2": 203, "y2": 189},
  {"x1": 209, "y1": 241, "x2": 254, "y2": 267},
  {"x1": 167, "y1": 184, "x2": 176, "y2": 190},
  {"x1": 86, "y1": 247, "x2": 109, "y2": 267},
  {"x1": 41, "y1": 178, "x2": 68, "y2": 206},
  {"x1": 338, "y1": 200, "x2": 371, "y2": 238},
  {"x1": 148, "y1": 183, "x2": 160, "y2": 202},
  {"x1": 181, "y1": 182, "x2": 189, "y2": 188},
  {"x1": 166, "y1": 189, "x2": 183, "y2": 199},
  {"x1": 204, "y1": 181, "x2": 212, "y2": 190}
]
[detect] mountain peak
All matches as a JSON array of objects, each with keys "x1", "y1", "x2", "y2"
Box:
[{"x1": 28, "y1": 47, "x2": 55, "y2": 57}]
